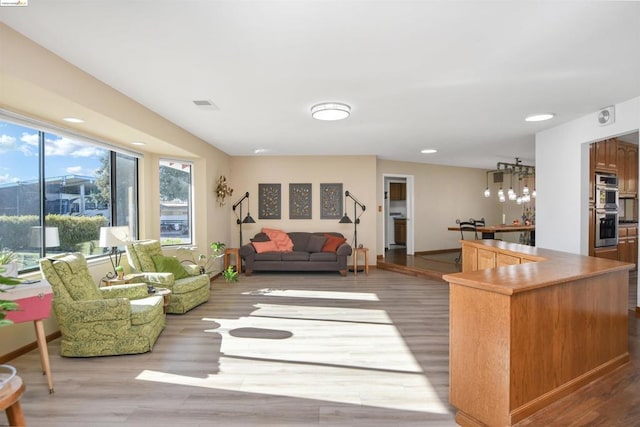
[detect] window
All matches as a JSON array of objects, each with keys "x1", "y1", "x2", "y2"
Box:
[
  {"x1": 159, "y1": 160, "x2": 192, "y2": 245},
  {"x1": 0, "y1": 115, "x2": 138, "y2": 273}
]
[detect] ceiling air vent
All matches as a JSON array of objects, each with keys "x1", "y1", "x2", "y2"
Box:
[{"x1": 192, "y1": 99, "x2": 219, "y2": 110}]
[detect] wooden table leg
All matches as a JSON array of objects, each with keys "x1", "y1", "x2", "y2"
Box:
[{"x1": 33, "y1": 319, "x2": 54, "y2": 393}]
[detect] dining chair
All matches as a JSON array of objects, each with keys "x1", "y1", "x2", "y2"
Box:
[{"x1": 455, "y1": 219, "x2": 477, "y2": 264}]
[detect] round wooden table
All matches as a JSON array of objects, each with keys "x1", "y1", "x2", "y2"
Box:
[{"x1": 0, "y1": 375, "x2": 26, "y2": 426}]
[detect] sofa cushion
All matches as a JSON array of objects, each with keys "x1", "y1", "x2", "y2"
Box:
[
  {"x1": 309, "y1": 252, "x2": 338, "y2": 262},
  {"x1": 250, "y1": 232, "x2": 271, "y2": 243},
  {"x1": 152, "y1": 255, "x2": 190, "y2": 280},
  {"x1": 282, "y1": 251, "x2": 310, "y2": 261},
  {"x1": 263, "y1": 228, "x2": 294, "y2": 252},
  {"x1": 306, "y1": 234, "x2": 327, "y2": 253},
  {"x1": 255, "y1": 252, "x2": 283, "y2": 261},
  {"x1": 252, "y1": 240, "x2": 278, "y2": 253},
  {"x1": 288, "y1": 232, "x2": 311, "y2": 251},
  {"x1": 322, "y1": 234, "x2": 347, "y2": 252}
]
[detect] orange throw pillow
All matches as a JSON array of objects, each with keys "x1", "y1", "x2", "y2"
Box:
[
  {"x1": 322, "y1": 234, "x2": 347, "y2": 252},
  {"x1": 252, "y1": 240, "x2": 278, "y2": 253},
  {"x1": 262, "y1": 228, "x2": 294, "y2": 252}
]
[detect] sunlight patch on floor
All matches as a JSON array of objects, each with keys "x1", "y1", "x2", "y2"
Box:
[
  {"x1": 242, "y1": 288, "x2": 380, "y2": 301},
  {"x1": 136, "y1": 354, "x2": 449, "y2": 414}
]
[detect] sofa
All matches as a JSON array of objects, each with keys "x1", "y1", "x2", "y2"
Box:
[
  {"x1": 239, "y1": 231, "x2": 352, "y2": 276},
  {"x1": 125, "y1": 240, "x2": 210, "y2": 314}
]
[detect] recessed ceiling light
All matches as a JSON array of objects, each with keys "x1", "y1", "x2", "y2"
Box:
[
  {"x1": 253, "y1": 148, "x2": 269, "y2": 154},
  {"x1": 63, "y1": 117, "x2": 84, "y2": 123},
  {"x1": 131, "y1": 141, "x2": 146, "y2": 146},
  {"x1": 311, "y1": 102, "x2": 351, "y2": 121},
  {"x1": 421, "y1": 149, "x2": 437, "y2": 154},
  {"x1": 525, "y1": 113, "x2": 555, "y2": 122}
]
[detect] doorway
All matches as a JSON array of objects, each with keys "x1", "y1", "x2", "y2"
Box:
[{"x1": 382, "y1": 174, "x2": 415, "y2": 256}]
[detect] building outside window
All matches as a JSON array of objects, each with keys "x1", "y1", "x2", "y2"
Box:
[
  {"x1": 0, "y1": 115, "x2": 138, "y2": 273},
  {"x1": 159, "y1": 160, "x2": 193, "y2": 246}
]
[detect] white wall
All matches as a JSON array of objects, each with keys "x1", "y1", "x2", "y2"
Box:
[{"x1": 536, "y1": 96, "x2": 640, "y2": 308}]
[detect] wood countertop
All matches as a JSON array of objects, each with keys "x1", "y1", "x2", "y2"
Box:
[{"x1": 442, "y1": 240, "x2": 632, "y2": 296}]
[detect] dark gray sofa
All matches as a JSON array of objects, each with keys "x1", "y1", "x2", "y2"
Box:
[{"x1": 239, "y1": 232, "x2": 352, "y2": 276}]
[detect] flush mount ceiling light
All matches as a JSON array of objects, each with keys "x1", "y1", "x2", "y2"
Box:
[
  {"x1": 131, "y1": 141, "x2": 146, "y2": 146},
  {"x1": 63, "y1": 117, "x2": 84, "y2": 123},
  {"x1": 311, "y1": 102, "x2": 351, "y2": 121},
  {"x1": 525, "y1": 113, "x2": 555, "y2": 122},
  {"x1": 420, "y1": 149, "x2": 437, "y2": 154}
]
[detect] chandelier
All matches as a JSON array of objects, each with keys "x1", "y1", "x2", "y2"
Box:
[{"x1": 483, "y1": 158, "x2": 536, "y2": 204}]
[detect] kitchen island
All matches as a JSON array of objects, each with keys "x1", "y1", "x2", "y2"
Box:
[{"x1": 443, "y1": 240, "x2": 631, "y2": 427}]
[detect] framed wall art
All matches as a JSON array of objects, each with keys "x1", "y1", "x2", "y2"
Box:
[
  {"x1": 289, "y1": 183, "x2": 312, "y2": 219},
  {"x1": 258, "y1": 183, "x2": 281, "y2": 219},
  {"x1": 320, "y1": 183, "x2": 343, "y2": 219}
]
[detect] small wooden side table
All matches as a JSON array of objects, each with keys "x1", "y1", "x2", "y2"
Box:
[
  {"x1": 224, "y1": 248, "x2": 241, "y2": 272},
  {"x1": 0, "y1": 375, "x2": 26, "y2": 426},
  {"x1": 353, "y1": 247, "x2": 369, "y2": 276},
  {"x1": 154, "y1": 288, "x2": 172, "y2": 314}
]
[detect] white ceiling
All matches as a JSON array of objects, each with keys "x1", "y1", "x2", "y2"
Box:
[{"x1": 1, "y1": 1, "x2": 639, "y2": 169}]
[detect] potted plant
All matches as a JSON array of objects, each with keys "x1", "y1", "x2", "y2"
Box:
[
  {"x1": 177, "y1": 241, "x2": 227, "y2": 275},
  {"x1": 222, "y1": 265, "x2": 239, "y2": 283},
  {"x1": 1, "y1": 250, "x2": 22, "y2": 327}
]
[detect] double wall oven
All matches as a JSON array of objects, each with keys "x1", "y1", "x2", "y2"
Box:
[{"x1": 595, "y1": 173, "x2": 619, "y2": 248}]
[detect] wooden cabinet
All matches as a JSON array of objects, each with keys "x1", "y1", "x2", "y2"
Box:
[
  {"x1": 594, "y1": 138, "x2": 617, "y2": 172},
  {"x1": 618, "y1": 142, "x2": 638, "y2": 197},
  {"x1": 618, "y1": 225, "x2": 637, "y2": 269},
  {"x1": 394, "y1": 218, "x2": 406, "y2": 245},
  {"x1": 389, "y1": 183, "x2": 406, "y2": 200},
  {"x1": 595, "y1": 246, "x2": 618, "y2": 261}
]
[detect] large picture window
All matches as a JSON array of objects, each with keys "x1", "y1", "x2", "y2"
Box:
[
  {"x1": 159, "y1": 160, "x2": 193, "y2": 246},
  {"x1": 0, "y1": 115, "x2": 138, "y2": 273}
]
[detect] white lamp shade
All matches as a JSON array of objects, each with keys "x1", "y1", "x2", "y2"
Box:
[
  {"x1": 99, "y1": 226, "x2": 131, "y2": 248},
  {"x1": 29, "y1": 226, "x2": 60, "y2": 248}
]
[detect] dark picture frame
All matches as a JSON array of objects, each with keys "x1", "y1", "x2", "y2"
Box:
[
  {"x1": 320, "y1": 183, "x2": 343, "y2": 219},
  {"x1": 289, "y1": 183, "x2": 312, "y2": 219},
  {"x1": 258, "y1": 183, "x2": 281, "y2": 219}
]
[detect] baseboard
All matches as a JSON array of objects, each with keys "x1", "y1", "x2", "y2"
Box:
[
  {"x1": 414, "y1": 248, "x2": 459, "y2": 256},
  {"x1": 0, "y1": 330, "x2": 61, "y2": 364}
]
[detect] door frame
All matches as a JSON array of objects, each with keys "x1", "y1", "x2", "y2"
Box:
[{"x1": 382, "y1": 173, "x2": 415, "y2": 256}]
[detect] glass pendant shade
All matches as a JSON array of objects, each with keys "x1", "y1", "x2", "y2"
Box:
[
  {"x1": 498, "y1": 188, "x2": 504, "y2": 198},
  {"x1": 522, "y1": 185, "x2": 530, "y2": 195},
  {"x1": 484, "y1": 188, "x2": 490, "y2": 198}
]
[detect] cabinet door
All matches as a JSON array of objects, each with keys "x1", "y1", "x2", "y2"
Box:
[
  {"x1": 594, "y1": 140, "x2": 608, "y2": 170},
  {"x1": 589, "y1": 143, "x2": 596, "y2": 204},
  {"x1": 618, "y1": 239, "x2": 630, "y2": 263},
  {"x1": 626, "y1": 145, "x2": 638, "y2": 196},
  {"x1": 477, "y1": 249, "x2": 496, "y2": 270},
  {"x1": 389, "y1": 183, "x2": 406, "y2": 200},
  {"x1": 595, "y1": 246, "x2": 618, "y2": 260},
  {"x1": 497, "y1": 253, "x2": 520, "y2": 267},
  {"x1": 605, "y1": 138, "x2": 618, "y2": 170},
  {"x1": 617, "y1": 144, "x2": 627, "y2": 193}
]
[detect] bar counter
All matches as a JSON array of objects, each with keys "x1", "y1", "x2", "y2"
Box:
[{"x1": 443, "y1": 240, "x2": 632, "y2": 427}]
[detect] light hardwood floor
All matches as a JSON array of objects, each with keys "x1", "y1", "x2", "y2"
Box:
[{"x1": 3, "y1": 269, "x2": 639, "y2": 426}]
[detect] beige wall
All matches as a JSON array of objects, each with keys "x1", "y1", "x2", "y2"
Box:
[
  {"x1": 230, "y1": 156, "x2": 377, "y2": 256},
  {"x1": 0, "y1": 24, "x2": 232, "y2": 356},
  {"x1": 377, "y1": 159, "x2": 504, "y2": 253}
]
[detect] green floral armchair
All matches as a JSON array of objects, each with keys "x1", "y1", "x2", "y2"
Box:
[
  {"x1": 125, "y1": 240, "x2": 210, "y2": 314},
  {"x1": 40, "y1": 253, "x2": 165, "y2": 358}
]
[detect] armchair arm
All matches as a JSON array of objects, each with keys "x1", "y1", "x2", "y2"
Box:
[
  {"x1": 182, "y1": 264, "x2": 201, "y2": 276},
  {"x1": 99, "y1": 283, "x2": 149, "y2": 300},
  {"x1": 135, "y1": 272, "x2": 175, "y2": 287},
  {"x1": 65, "y1": 298, "x2": 131, "y2": 322}
]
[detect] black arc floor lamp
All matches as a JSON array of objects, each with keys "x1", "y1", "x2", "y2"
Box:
[
  {"x1": 232, "y1": 192, "x2": 255, "y2": 246},
  {"x1": 339, "y1": 190, "x2": 366, "y2": 249}
]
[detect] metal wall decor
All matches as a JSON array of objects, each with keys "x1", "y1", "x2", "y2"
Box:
[
  {"x1": 289, "y1": 183, "x2": 312, "y2": 219},
  {"x1": 320, "y1": 183, "x2": 343, "y2": 219},
  {"x1": 258, "y1": 183, "x2": 281, "y2": 219}
]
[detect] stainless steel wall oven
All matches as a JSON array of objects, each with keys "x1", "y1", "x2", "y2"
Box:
[{"x1": 594, "y1": 173, "x2": 619, "y2": 248}]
